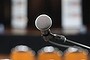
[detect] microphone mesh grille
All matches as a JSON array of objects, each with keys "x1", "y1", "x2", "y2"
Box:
[{"x1": 35, "y1": 14, "x2": 52, "y2": 30}]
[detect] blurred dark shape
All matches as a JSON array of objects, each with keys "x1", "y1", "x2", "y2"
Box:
[{"x1": 0, "y1": 24, "x2": 5, "y2": 34}]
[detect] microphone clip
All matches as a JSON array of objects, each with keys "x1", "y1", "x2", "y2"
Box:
[{"x1": 41, "y1": 30, "x2": 67, "y2": 42}]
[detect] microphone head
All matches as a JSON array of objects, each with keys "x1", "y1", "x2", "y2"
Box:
[{"x1": 35, "y1": 14, "x2": 52, "y2": 31}]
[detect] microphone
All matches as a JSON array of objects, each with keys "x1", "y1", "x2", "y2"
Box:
[
  {"x1": 35, "y1": 14, "x2": 52, "y2": 41},
  {"x1": 35, "y1": 14, "x2": 90, "y2": 49},
  {"x1": 35, "y1": 14, "x2": 52, "y2": 31},
  {"x1": 35, "y1": 14, "x2": 53, "y2": 37},
  {"x1": 35, "y1": 14, "x2": 66, "y2": 41}
]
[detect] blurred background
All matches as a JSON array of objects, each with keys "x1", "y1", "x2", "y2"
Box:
[{"x1": 0, "y1": 0, "x2": 90, "y2": 57}]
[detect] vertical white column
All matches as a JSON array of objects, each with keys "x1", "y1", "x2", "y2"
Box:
[
  {"x1": 62, "y1": 0, "x2": 85, "y2": 34},
  {"x1": 11, "y1": 0, "x2": 28, "y2": 34}
]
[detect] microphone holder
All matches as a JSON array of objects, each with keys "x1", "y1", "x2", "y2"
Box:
[{"x1": 42, "y1": 33, "x2": 90, "y2": 50}]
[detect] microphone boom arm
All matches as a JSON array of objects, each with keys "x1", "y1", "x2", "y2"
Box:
[
  {"x1": 66, "y1": 39, "x2": 90, "y2": 49},
  {"x1": 42, "y1": 32, "x2": 90, "y2": 49}
]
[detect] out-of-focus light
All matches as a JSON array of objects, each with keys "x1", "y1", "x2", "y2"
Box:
[
  {"x1": 11, "y1": 0, "x2": 28, "y2": 29},
  {"x1": 64, "y1": 46, "x2": 88, "y2": 60},
  {"x1": 10, "y1": 45, "x2": 35, "y2": 60},
  {"x1": 61, "y1": 0, "x2": 85, "y2": 35},
  {"x1": 11, "y1": 0, "x2": 28, "y2": 35},
  {"x1": 37, "y1": 46, "x2": 62, "y2": 60}
]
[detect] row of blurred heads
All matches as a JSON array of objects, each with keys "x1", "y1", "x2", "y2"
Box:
[{"x1": 1, "y1": 45, "x2": 89, "y2": 60}]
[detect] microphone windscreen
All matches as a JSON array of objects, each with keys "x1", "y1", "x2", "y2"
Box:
[{"x1": 35, "y1": 14, "x2": 52, "y2": 31}]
